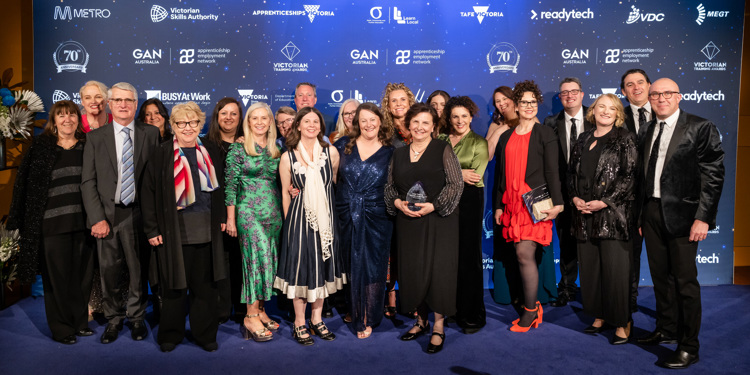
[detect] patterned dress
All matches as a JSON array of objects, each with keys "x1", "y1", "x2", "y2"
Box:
[{"x1": 224, "y1": 143, "x2": 282, "y2": 304}]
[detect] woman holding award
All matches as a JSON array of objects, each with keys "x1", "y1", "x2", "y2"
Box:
[
  {"x1": 568, "y1": 93, "x2": 637, "y2": 344},
  {"x1": 385, "y1": 103, "x2": 463, "y2": 353},
  {"x1": 493, "y1": 80, "x2": 564, "y2": 332}
]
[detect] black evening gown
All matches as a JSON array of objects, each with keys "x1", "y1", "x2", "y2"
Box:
[{"x1": 385, "y1": 139, "x2": 463, "y2": 315}]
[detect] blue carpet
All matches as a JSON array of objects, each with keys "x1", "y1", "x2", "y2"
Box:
[{"x1": 1, "y1": 286, "x2": 748, "y2": 375}]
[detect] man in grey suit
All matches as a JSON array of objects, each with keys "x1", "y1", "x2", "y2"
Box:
[{"x1": 81, "y1": 82, "x2": 159, "y2": 344}]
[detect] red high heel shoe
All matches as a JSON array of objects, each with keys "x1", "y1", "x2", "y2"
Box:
[
  {"x1": 513, "y1": 301, "x2": 542, "y2": 325},
  {"x1": 510, "y1": 304, "x2": 541, "y2": 332}
]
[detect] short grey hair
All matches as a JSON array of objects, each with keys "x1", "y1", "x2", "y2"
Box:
[
  {"x1": 108, "y1": 82, "x2": 138, "y2": 102},
  {"x1": 295, "y1": 82, "x2": 317, "y2": 98}
]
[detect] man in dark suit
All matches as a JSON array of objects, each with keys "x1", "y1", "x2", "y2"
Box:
[
  {"x1": 620, "y1": 69, "x2": 655, "y2": 313},
  {"x1": 81, "y1": 82, "x2": 160, "y2": 344},
  {"x1": 543, "y1": 77, "x2": 593, "y2": 306},
  {"x1": 636, "y1": 78, "x2": 724, "y2": 369}
]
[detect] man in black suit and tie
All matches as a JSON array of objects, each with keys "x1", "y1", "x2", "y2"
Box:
[
  {"x1": 543, "y1": 77, "x2": 593, "y2": 306},
  {"x1": 620, "y1": 68, "x2": 654, "y2": 313},
  {"x1": 636, "y1": 78, "x2": 724, "y2": 369},
  {"x1": 81, "y1": 82, "x2": 160, "y2": 344}
]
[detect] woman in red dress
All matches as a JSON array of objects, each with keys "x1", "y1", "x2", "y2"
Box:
[{"x1": 493, "y1": 80, "x2": 564, "y2": 332}]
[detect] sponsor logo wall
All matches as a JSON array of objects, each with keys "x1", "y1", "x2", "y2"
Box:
[{"x1": 34, "y1": 0, "x2": 743, "y2": 286}]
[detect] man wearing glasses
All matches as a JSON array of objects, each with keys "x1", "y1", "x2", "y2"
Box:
[
  {"x1": 543, "y1": 77, "x2": 593, "y2": 307},
  {"x1": 636, "y1": 78, "x2": 724, "y2": 369},
  {"x1": 81, "y1": 82, "x2": 160, "y2": 344}
]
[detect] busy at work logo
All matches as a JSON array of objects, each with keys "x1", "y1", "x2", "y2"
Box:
[
  {"x1": 54, "y1": 6, "x2": 111, "y2": 20},
  {"x1": 561, "y1": 49, "x2": 589, "y2": 65},
  {"x1": 487, "y1": 42, "x2": 520, "y2": 73},
  {"x1": 144, "y1": 90, "x2": 212, "y2": 106},
  {"x1": 695, "y1": 41, "x2": 726, "y2": 71},
  {"x1": 274, "y1": 42, "x2": 308, "y2": 72},
  {"x1": 695, "y1": 3, "x2": 730, "y2": 25},
  {"x1": 150, "y1": 4, "x2": 219, "y2": 22},
  {"x1": 626, "y1": 5, "x2": 664, "y2": 24},
  {"x1": 367, "y1": 7, "x2": 385, "y2": 24},
  {"x1": 530, "y1": 8, "x2": 594, "y2": 22},
  {"x1": 460, "y1": 5, "x2": 504, "y2": 24},
  {"x1": 53, "y1": 40, "x2": 89, "y2": 73},
  {"x1": 351, "y1": 49, "x2": 379, "y2": 65},
  {"x1": 51, "y1": 90, "x2": 81, "y2": 105},
  {"x1": 237, "y1": 89, "x2": 269, "y2": 106}
]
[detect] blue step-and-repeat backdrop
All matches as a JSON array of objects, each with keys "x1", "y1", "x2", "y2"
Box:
[{"x1": 34, "y1": 1, "x2": 742, "y2": 286}]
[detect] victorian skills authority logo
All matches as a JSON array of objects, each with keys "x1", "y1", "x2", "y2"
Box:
[
  {"x1": 274, "y1": 42, "x2": 308, "y2": 72},
  {"x1": 54, "y1": 40, "x2": 89, "y2": 73},
  {"x1": 487, "y1": 43, "x2": 520, "y2": 73},
  {"x1": 460, "y1": 5, "x2": 504, "y2": 24},
  {"x1": 150, "y1": 4, "x2": 219, "y2": 22},
  {"x1": 52, "y1": 90, "x2": 81, "y2": 105}
]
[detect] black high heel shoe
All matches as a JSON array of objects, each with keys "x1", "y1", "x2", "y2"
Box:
[
  {"x1": 308, "y1": 320, "x2": 336, "y2": 341},
  {"x1": 426, "y1": 332, "x2": 445, "y2": 354},
  {"x1": 292, "y1": 324, "x2": 314, "y2": 346},
  {"x1": 400, "y1": 321, "x2": 430, "y2": 341}
]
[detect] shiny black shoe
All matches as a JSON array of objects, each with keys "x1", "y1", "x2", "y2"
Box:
[
  {"x1": 308, "y1": 320, "x2": 336, "y2": 341},
  {"x1": 130, "y1": 321, "x2": 148, "y2": 341},
  {"x1": 100, "y1": 323, "x2": 122, "y2": 344},
  {"x1": 426, "y1": 332, "x2": 445, "y2": 354},
  {"x1": 76, "y1": 327, "x2": 95, "y2": 337},
  {"x1": 583, "y1": 323, "x2": 608, "y2": 334},
  {"x1": 292, "y1": 324, "x2": 315, "y2": 346},
  {"x1": 56, "y1": 334, "x2": 77, "y2": 345},
  {"x1": 160, "y1": 342, "x2": 176, "y2": 352},
  {"x1": 550, "y1": 293, "x2": 570, "y2": 307},
  {"x1": 400, "y1": 321, "x2": 430, "y2": 341},
  {"x1": 611, "y1": 334, "x2": 629, "y2": 345},
  {"x1": 660, "y1": 350, "x2": 699, "y2": 369},
  {"x1": 636, "y1": 330, "x2": 677, "y2": 345},
  {"x1": 202, "y1": 342, "x2": 219, "y2": 352}
]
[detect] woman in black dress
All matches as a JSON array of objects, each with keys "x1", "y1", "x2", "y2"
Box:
[
  {"x1": 568, "y1": 93, "x2": 637, "y2": 344},
  {"x1": 385, "y1": 103, "x2": 463, "y2": 354},
  {"x1": 8, "y1": 100, "x2": 94, "y2": 345}
]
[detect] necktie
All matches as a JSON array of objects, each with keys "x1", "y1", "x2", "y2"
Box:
[
  {"x1": 645, "y1": 121, "x2": 665, "y2": 198},
  {"x1": 638, "y1": 107, "x2": 647, "y2": 133},
  {"x1": 569, "y1": 118, "x2": 578, "y2": 154},
  {"x1": 120, "y1": 127, "x2": 135, "y2": 205}
]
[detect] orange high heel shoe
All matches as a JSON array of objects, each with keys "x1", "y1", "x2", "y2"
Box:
[
  {"x1": 513, "y1": 301, "x2": 542, "y2": 325},
  {"x1": 510, "y1": 304, "x2": 541, "y2": 332}
]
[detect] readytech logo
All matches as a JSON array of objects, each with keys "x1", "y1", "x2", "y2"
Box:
[
  {"x1": 695, "y1": 3, "x2": 729, "y2": 25},
  {"x1": 237, "y1": 89, "x2": 269, "y2": 106},
  {"x1": 680, "y1": 90, "x2": 724, "y2": 103},
  {"x1": 531, "y1": 8, "x2": 593, "y2": 22},
  {"x1": 626, "y1": 5, "x2": 664, "y2": 24},
  {"x1": 54, "y1": 6, "x2": 111, "y2": 20},
  {"x1": 460, "y1": 5, "x2": 504, "y2": 24}
]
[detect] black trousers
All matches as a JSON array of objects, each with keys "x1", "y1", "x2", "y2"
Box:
[
  {"x1": 158, "y1": 243, "x2": 219, "y2": 347},
  {"x1": 455, "y1": 184, "x2": 486, "y2": 327},
  {"x1": 643, "y1": 199, "x2": 701, "y2": 355},
  {"x1": 577, "y1": 237, "x2": 631, "y2": 326},
  {"x1": 217, "y1": 233, "x2": 245, "y2": 321},
  {"x1": 628, "y1": 226, "x2": 644, "y2": 309},
  {"x1": 97, "y1": 204, "x2": 148, "y2": 324},
  {"x1": 41, "y1": 231, "x2": 94, "y2": 341},
  {"x1": 555, "y1": 207, "x2": 579, "y2": 294}
]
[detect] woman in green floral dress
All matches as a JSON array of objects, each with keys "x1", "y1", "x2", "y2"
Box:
[{"x1": 225, "y1": 102, "x2": 282, "y2": 342}]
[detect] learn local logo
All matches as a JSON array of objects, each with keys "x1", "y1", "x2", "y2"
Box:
[
  {"x1": 351, "y1": 49, "x2": 379, "y2": 65},
  {"x1": 251, "y1": 4, "x2": 334, "y2": 23},
  {"x1": 393, "y1": 7, "x2": 418, "y2": 24},
  {"x1": 144, "y1": 90, "x2": 212, "y2": 106},
  {"x1": 695, "y1": 4, "x2": 730, "y2": 25},
  {"x1": 150, "y1": 4, "x2": 219, "y2": 22},
  {"x1": 54, "y1": 6, "x2": 111, "y2": 20},
  {"x1": 626, "y1": 5, "x2": 664, "y2": 24},
  {"x1": 460, "y1": 5, "x2": 504, "y2": 24},
  {"x1": 588, "y1": 88, "x2": 626, "y2": 100},
  {"x1": 133, "y1": 49, "x2": 163, "y2": 65},
  {"x1": 602, "y1": 48, "x2": 654, "y2": 64},
  {"x1": 328, "y1": 89, "x2": 379, "y2": 108},
  {"x1": 274, "y1": 42, "x2": 308, "y2": 72},
  {"x1": 54, "y1": 40, "x2": 89, "y2": 73},
  {"x1": 487, "y1": 42, "x2": 520, "y2": 73},
  {"x1": 51, "y1": 89, "x2": 81, "y2": 105},
  {"x1": 237, "y1": 89, "x2": 269, "y2": 107},
  {"x1": 561, "y1": 48, "x2": 589, "y2": 65},
  {"x1": 694, "y1": 41, "x2": 726, "y2": 71},
  {"x1": 531, "y1": 8, "x2": 593, "y2": 21}
]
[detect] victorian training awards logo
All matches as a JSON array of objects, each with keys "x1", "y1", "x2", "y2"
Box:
[
  {"x1": 695, "y1": 41, "x2": 726, "y2": 71},
  {"x1": 274, "y1": 42, "x2": 308, "y2": 72},
  {"x1": 53, "y1": 40, "x2": 89, "y2": 73},
  {"x1": 281, "y1": 42, "x2": 300, "y2": 61},
  {"x1": 487, "y1": 42, "x2": 520, "y2": 73},
  {"x1": 151, "y1": 5, "x2": 168, "y2": 22}
]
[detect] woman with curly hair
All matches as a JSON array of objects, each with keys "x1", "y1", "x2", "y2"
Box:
[
  {"x1": 381, "y1": 82, "x2": 417, "y2": 148},
  {"x1": 493, "y1": 81, "x2": 564, "y2": 332}
]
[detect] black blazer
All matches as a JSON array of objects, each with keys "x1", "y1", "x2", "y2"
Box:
[
  {"x1": 639, "y1": 110, "x2": 724, "y2": 236},
  {"x1": 141, "y1": 137, "x2": 227, "y2": 289},
  {"x1": 494, "y1": 123, "x2": 564, "y2": 211},
  {"x1": 568, "y1": 127, "x2": 638, "y2": 241},
  {"x1": 543, "y1": 107, "x2": 594, "y2": 201},
  {"x1": 623, "y1": 105, "x2": 653, "y2": 144}
]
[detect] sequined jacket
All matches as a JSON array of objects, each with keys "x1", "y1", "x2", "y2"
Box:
[{"x1": 567, "y1": 126, "x2": 638, "y2": 241}]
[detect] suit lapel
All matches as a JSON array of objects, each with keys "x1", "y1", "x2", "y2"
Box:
[
  {"x1": 624, "y1": 106, "x2": 637, "y2": 134},
  {"x1": 133, "y1": 122, "x2": 145, "y2": 170},
  {"x1": 642, "y1": 119, "x2": 656, "y2": 172},
  {"x1": 555, "y1": 112, "x2": 568, "y2": 161},
  {"x1": 103, "y1": 125, "x2": 118, "y2": 172},
  {"x1": 663, "y1": 110, "x2": 687, "y2": 168}
]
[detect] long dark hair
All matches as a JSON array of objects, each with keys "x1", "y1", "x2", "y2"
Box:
[
  {"x1": 344, "y1": 103, "x2": 393, "y2": 155},
  {"x1": 491, "y1": 86, "x2": 514, "y2": 125},
  {"x1": 137, "y1": 98, "x2": 171, "y2": 135},
  {"x1": 43, "y1": 100, "x2": 86, "y2": 141},
  {"x1": 207, "y1": 97, "x2": 244, "y2": 149},
  {"x1": 285, "y1": 107, "x2": 328, "y2": 149}
]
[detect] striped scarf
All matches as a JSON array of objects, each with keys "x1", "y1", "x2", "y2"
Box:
[{"x1": 174, "y1": 137, "x2": 219, "y2": 209}]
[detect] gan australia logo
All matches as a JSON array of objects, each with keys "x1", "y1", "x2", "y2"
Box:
[
  {"x1": 150, "y1": 5, "x2": 219, "y2": 22},
  {"x1": 562, "y1": 49, "x2": 589, "y2": 65},
  {"x1": 626, "y1": 5, "x2": 664, "y2": 24},
  {"x1": 54, "y1": 40, "x2": 89, "y2": 73},
  {"x1": 487, "y1": 42, "x2": 520, "y2": 73},
  {"x1": 133, "y1": 49, "x2": 163, "y2": 65},
  {"x1": 237, "y1": 89, "x2": 269, "y2": 106},
  {"x1": 54, "y1": 6, "x2": 111, "y2": 20},
  {"x1": 351, "y1": 50, "x2": 379, "y2": 65},
  {"x1": 695, "y1": 4, "x2": 730, "y2": 25},
  {"x1": 274, "y1": 42, "x2": 308, "y2": 72},
  {"x1": 695, "y1": 41, "x2": 726, "y2": 71},
  {"x1": 460, "y1": 5, "x2": 504, "y2": 24}
]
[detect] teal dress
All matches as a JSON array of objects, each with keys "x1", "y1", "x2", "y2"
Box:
[{"x1": 224, "y1": 143, "x2": 282, "y2": 304}]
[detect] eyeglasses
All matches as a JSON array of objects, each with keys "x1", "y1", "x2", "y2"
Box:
[
  {"x1": 175, "y1": 120, "x2": 201, "y2": 129},
  {"x1": 278, "y1": 118, "x2": 294, "y2": 126},
  {"x1": 110, "y1": 98, "x2": 136, "y2": 105},
  {"x1": 560, "y1": 89, "x2": 581, "y2": 97},
  {"x1": 518, "y1": 100, "x2": 538, "y2": 107},
  {"x1": 648, "y1": 91, "x2": 679, "y2": 100},
  {"x1": 343, "y1": 111, "x2": 356, "y2": 118}
]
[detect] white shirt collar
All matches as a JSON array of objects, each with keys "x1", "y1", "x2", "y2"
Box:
[
  {"x1": 112, "y1": 119, "x2": 135, "y2": 133},
  {"x1": 656, "y1": 110, "x2": 680, "y2": 129},
  {"x1": 564, "y1": 107, "x2": 584, "y2": 123}
]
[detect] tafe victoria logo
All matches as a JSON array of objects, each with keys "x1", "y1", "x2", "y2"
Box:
[
  {"x1": 237, "y1": 89, "x2": 269, "y2": 106},
  {"x1": 626, "y1": 5, "x2": 664, "y2": 24},
  {"x1": 460, "y1": 5, "x2": 504, "y2": 24},
  {"x1": 54, "y1": 6, "x2": 111, "y2": 20}
]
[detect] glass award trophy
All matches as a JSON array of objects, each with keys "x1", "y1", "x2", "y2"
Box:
[{"x1": 406, "y1": 181, "x2": 427, "y2": 211}]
